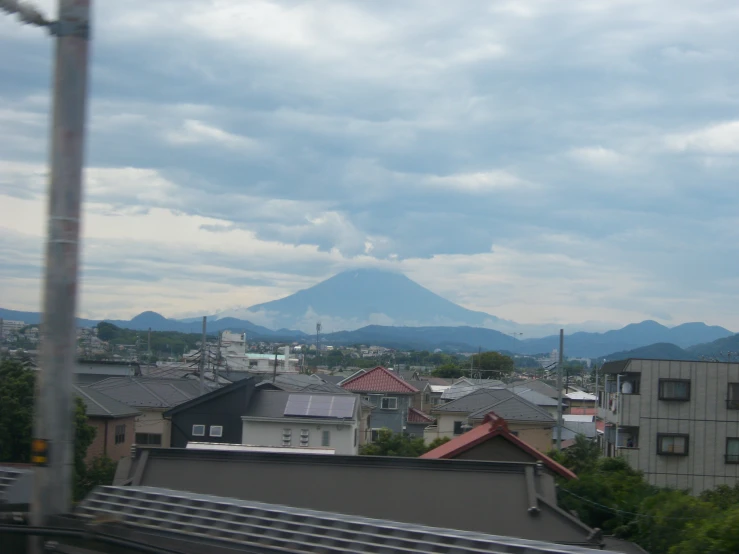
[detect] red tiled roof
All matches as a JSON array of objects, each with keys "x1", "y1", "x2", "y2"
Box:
[
  {"x1": 340, "y1": 366, "x2": 418, "y2": 394},
  {"x1": 420, "y1": 412, "x2": 577, "y2": 480},
  {"x1": 407, "y1": 407, "x2": 435, "y2": 424},
  {"x1": 568, "y1": 407, "x2": 597, "y2": 415}
]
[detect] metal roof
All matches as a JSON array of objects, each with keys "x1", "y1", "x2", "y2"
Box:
[
  {"x1": 244, "y1": 390, "x2": 357, "y2": 420},
  {"x1": 76, "y1": 485, "x2": 615, "y2": 554},
  {"x1": 508, "y1": 386, "x2": 560, "y2": 407},
  {"x1": 74, "y1": 385, "x2": 140, "y2": 418},
  {"x1": 88, "y1": 377, "x2": 219, "y2": 409},
  {"x1": 508, "y1": 380, "x2": 561, "y2": 400}
]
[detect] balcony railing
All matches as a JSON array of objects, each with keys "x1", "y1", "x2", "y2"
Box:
[{"x1": 726, "y1": 454, "x2": 739, "y2": 464}]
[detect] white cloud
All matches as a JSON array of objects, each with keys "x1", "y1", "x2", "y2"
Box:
[
  {"x1": 426, "y1": 170, "x2": 527, "y2": 193},
  {"x1": 665, "y1": 120, "x2": 739, "y2": 154},
  {"x1": 567, "y1": 146, "x2": 632, "y2": 170},
  {"x1": 164, "y1": 119, "x2": 262, "y2": 152}
]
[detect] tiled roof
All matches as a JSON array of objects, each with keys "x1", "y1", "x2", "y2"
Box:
[
  {"x1": 421, "y1": 413, "x2": 577, "y2": 480},
  {"x1": 508, "y1": 386, "x2": 559, "y2": 407},
  {"x1": 568, "y1": 407, "x2": 597, "y2": 415},
  {"x1": 507, "y1": 380, "x2": 560, "y2": 400},
  {"x1": 340, "y1": 366, "x2": 418, "y2": 394},
  {"x1": 434, "y1": 388, "x2": 555, "y2": 424},
  {"x1": 407, "y1": 407, "x2": 434, "y2": 424}
]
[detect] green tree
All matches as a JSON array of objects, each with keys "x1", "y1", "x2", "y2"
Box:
[
  {"x1": 96, "y1": 321, "x2": 120, "y2": 341},
  {"x1": 470, "y1": 351, "x2": 514, "y2": 378},
  {"x1": 0, "y1": 359, "x2": 35, "y2": 462},
  {"x1": 359, "y1": 429, "x2": 448, "y2": 457},
  {"x1": 671, "y1": 505, "x2": 739, "y2": 554},
  {"x1": 73, "y1": 397, "x2": 97, "y2": 501},
  {"x1": 431, "y1": 364, "x2": 464, "y2": 379},
  {"x1": 548, "y1": 434, "x2": 600, "y2": 475},
  {"x1": 76, "y1": 455, "x2": 117, "y2": 501}
]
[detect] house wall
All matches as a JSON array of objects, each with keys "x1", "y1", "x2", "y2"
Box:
[
  {"x1": 601, "y1": 360, "x2": 739, "y2": 493},
  {"x1": 242, "y1": 419, "x2": 358, "y2": 455},
  {"x1": 85, "y1": 416, "x2": 136, "y2": 463},
  {"x1": 168, "y1": 380, "x2": 256, "y2": 448},
  {"x1": 454, "y1": 435, "x2": 536, "y2": 463},
  {"x1": 131, "y1": 449, "x2": 598, "y2": 545},
  {"x1": 363, "y1": 393, "x2": 412, "y2": 436},
  {"x1": 427, "y1": 413, "x2": 552, "y2": 451},
  {"x1": 134, "y1": 409, "x2": 171, "y2": 448}
]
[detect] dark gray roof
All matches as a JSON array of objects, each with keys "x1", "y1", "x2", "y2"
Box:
[
  {"x1": 73, "y1": 385, "x2": 140, "y2": 418},
  {"x1": 508, "y1": 386, "x2": 559, "y2": 407},
  {"x1": 434, "y1": 388, "x2": 555, "y2": 424},
  {"x1": 269, "y1": 373, "x2": 348, "y2": 394},
  {"x1": 88, "y1": 377, "x2": 219, "y2": 409},
  {"x1": 244, "y1": 390, "x2": 357, "y2": 420},
  {"x1": 406, "y1": 380, "x2": 429, "y2": 391},
  {"x1": 601, "y1": 360, "x2": 631, "y2": 374},
  {"x1": 507, "y1": 380, "x2": 560, "y2": 400},
  {"x1": 320, "y1": 375, "x2": 346, "y2": 385}
]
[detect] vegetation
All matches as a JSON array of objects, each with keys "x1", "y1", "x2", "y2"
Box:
[
  {"x1": 549, "y1": 435, "x2": 739, "y2": 553},
  {"x1": 469, "y1": 351, "x2": 515, "y2": 378},
  {"x1": 0, "y1": 359, "x2": 116, "y2": 502},
  {"x1": 95, "y1": 321, "x2": 204, "y2": 360},
  {"x1": 359, "y1": 429, "x2": 449, "y2": 457}
]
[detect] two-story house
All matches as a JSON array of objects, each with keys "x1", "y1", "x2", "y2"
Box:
[
  {"x1": 425, "y1": 387, "x2": 556, "y2": 451},
  {"x1": 599, "y1": 358, "x2": 739, "y2": 493},
  {"x1": 340, "y1": 366, "x2": 432, "y2": 439}
]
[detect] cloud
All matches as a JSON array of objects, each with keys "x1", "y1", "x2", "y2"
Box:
[
  {"x1": 164, "y1": 119, "x2": 262, "y2": 152},
  {"x1": 567, "y1": 147, "x2": 632, "y2": 171},
  {"x1": 665, "y1": 121, "x2": 739, "y2": 154},
  {"x1": 426, "y1": 170, "x2": 527, "y2": 192}
]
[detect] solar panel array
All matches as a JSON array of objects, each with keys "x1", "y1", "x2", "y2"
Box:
[{"x1": 284, "y1": 394, "x2": 356, "y2": 419}]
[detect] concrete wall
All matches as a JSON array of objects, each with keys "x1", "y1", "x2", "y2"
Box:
[
  {"x1": 130, "y1": 449, "x2": 597, "y2": 545},
  {"x1": 604, "y1": 360, "x2": 739, "y2": 493},
  {"x1": 86, "y1": 416, "x2": 136, "y2": 463},
  {"x1": 242, "y1": 419, "x2": 359, "y2": 455}
]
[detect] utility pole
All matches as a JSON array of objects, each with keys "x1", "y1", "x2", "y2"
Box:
[
  {"x1": 29, "y1": 0, "x2": 93, "y2": 543},
  {"x1": 147, "y1": 327, "x2": 151, "y2": 362},
  {"x1": 556, "y1": 329, "x2": 564, "y2": 451},
  {"x1": 214, "y1": 331, "x2": 221, "y2": 383},
  {"x1": 199, "y1": 316, "x2": 206, "y2": 395},
  {"x1": 272, "y1": 347, "x2": 278, "y2": 383}
]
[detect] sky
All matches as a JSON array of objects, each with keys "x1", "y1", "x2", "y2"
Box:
[{"x1": 1, "y1": 0, "x2": 739, "y2": 331}]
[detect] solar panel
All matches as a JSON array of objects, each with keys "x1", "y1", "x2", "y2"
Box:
[{"x1": 284, "y1": 394, "x2": 356, "y2": 419}]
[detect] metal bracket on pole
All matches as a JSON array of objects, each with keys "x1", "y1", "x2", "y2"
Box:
[{"x1": 48, "y1": 19, "x2": 90, "y2": 39}]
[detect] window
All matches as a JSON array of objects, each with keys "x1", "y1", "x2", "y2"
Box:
[
  {"x1": 370, "y1": 429, "x2": 382, "y2": 442},
  {"x1": 657, "y1": 433, "x2": 689, "y2": 456},
  {"x1": 114, "y1": 424, "x2": 126, "y2": 445},
  {"x1": 727, "y1": 438, "x2": 739, "y2": 464},
  {"x1": 192, "y1": 424, "x2": 205, "y2": 437},
  {"x1": 135, "y1": 433, "x2": 162, "y2": 446},
  {"x1": 282, "y1": 428, "x2": 292, "y2": 446},
  {"x1": 381, "y1": 397, "x2": 398, "y2": 410},
  {"x1": 322, "y1": 430, "x2": 331, "y2": 447},
  {"x1": 728, "y1": 383, "x2": 739, "y2": 410},
  {"x1": 658, "y1": 379, "x2": 691, "y2": 401},
  {"x1": 300, "y1": 429, "x2": 310, "y2": 447},
  {"x1": 453, "y1": 421, "x2": 464, "y2": 435},
  {"x1": 209, "y1": 425, "x2": 223, "y2": 438}
]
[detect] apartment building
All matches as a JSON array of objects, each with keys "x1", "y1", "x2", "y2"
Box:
[{"x1": 599, "y1": 358, "x2": 739, "y2": 494}]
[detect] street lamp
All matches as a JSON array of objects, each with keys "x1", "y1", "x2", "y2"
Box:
[{"x1": 2, "y1": 0, "x2": 93, "y2": 541}]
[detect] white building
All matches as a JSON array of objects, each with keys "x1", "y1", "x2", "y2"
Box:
[{"x1": 0, "y1": 319, "x2": 26, "y2": 337}]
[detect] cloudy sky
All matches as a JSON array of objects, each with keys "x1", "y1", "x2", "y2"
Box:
[{"x1": 1, "y1": 0, "x2": 739, "y2": 331}]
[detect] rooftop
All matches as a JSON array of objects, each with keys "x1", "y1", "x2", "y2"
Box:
[
  {"x1": 243, "y1": 390, "x2": 357, "y2": 420},
  {"x1": 88, "y1": 377, "x2": 219, "y2": 409},
  {"x1": 434, "y1": 388, "x2": 555, "y2": 424},
  {"x1": 340, "y1": 366, "x2": 418, "y2": 394},
  {"x1": 73, "y1": 385, "x2": 140, "y2": 419}
]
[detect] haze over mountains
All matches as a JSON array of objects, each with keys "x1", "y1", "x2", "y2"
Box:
[{"x1": 1, "y1": 268, "x2": 735, "y2": 358}]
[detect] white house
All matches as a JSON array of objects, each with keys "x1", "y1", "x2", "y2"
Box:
[{"x1": 241, "y1": 390, "x2": 361, "y2": 455}]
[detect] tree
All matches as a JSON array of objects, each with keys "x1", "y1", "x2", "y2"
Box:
[
  {"x1": 470, "y1": 351, "x2": 514, "y2": 378},
  {"x1": 671, "y1": 505, "x2": 739, "y2": 554},
  {"x1": 548, "y1": 435, "x2": 600, "y2": 475},
  {"x1": 359, "y1": 430, "x2": 449, "y2": 457},
  {"x1": 77, "y1": 455, "x2": 117, "y2": 501},
  {"x1": 431, "y1": 364, "x2": 464, "y2": 379},
  {"x1": 0, "y1": 359, "x2": 35, "y2": 462}
]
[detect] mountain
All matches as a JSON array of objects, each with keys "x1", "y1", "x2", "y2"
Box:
[
  {"x1": 0, "y1": 308, "x2": 305, "y2": 339},
  {"x1": 602, "y1": 342, "x2": 697, "y2": 362},
  {"x1": 323, "y1": 325, "x2": 521, "y2": 352},
  {"x1": 227, "y1": 268, "x2": 510, "y2": 333},
  {"x1": 516, "y1": 320, "x2": 733, "y2": 358},
  {"x1": 687, "y1": 333, "x2": 739, "y2": 359}
]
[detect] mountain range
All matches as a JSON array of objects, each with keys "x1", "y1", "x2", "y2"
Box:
[{"x1": 2, "y1": 268, "x2": 735, "y2": 358}]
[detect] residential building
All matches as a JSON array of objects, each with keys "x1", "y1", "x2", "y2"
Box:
[
  {"x1": 599, "y1": 358, "x2": 739, "y2": 493},
  {"x1": 240, "y1": 390, "x2": 361, "y2": 455},
  {"x1": 113, "y1": 447, "x2": 607, "y2": 548},
  {"x1": 425, "y1": 387, "x2": 556, "y2": 451},
  {"x1": 508, "y1": 385, "x2": 560, "y2": 418},
  {"x1": 440, "y1": 378, "x2": 505, "y2": 402},
  {"x1": 88, "y1": 377, "x2": 219, "y2": 448},
  {"x1": 340, "y1": 365, "x2": 432, "y2": 438},
  {"x1": 508, "y1": 379, "x2": 561, "y2": 401},
  {"x1": 0, "y1": 319, "x2": 25, "y2": 337},
  {"x1": 565, "y1": 390, "x2": 597, "y2": 408},
  {"x1": 421, "y1": 412, "x2": 577, "y2": 481},
  {"x1": 74, "y1": 385, "x2": 139, "y2": 463}
]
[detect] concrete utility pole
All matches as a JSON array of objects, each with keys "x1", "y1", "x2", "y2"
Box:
[
  {"x1": 199, "y1": 317, "x2": 206, "y2": 395},
  {"x1": 214, "y1": 331, "x2": 221, "y2": 384},
  {"x1": 28, "y1": 0, "x2": 93, "y2": 539},
  {"x1": 556, "y1": 329, "x2": 564, "y2": 451},
  {"x1": 147, "y1": 327, "x2": 151, "y2": 361}
]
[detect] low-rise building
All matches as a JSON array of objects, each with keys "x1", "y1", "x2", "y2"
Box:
[{"x1": 599, "y1": 358, "x2": 739, "y2": 493}]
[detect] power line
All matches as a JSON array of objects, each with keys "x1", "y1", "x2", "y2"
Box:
[{"x1": 558, "y1": 488, "x2": 707, "y2": 521}]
